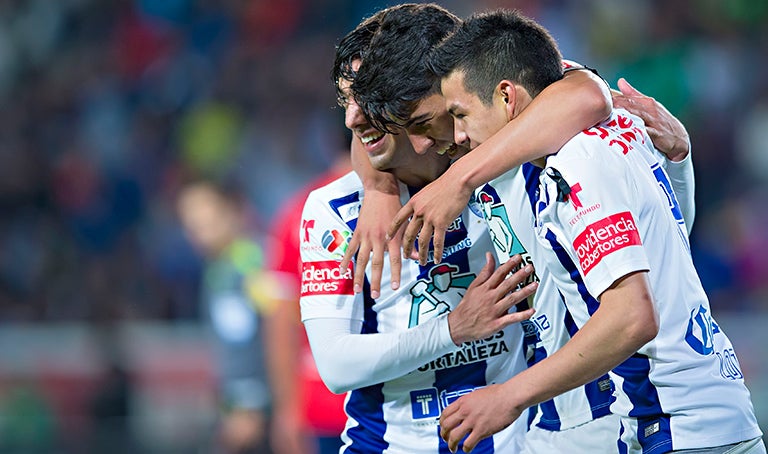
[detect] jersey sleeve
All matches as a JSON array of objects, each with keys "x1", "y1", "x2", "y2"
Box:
[
  {"x1": 538, "y1": 137, "x2": 651, "y2": 298},
  {"x1": 304, "y1": 316, "x2": 455, "y2": 394},
  {"x1": 298, "y1": 184, "x2": 458, "y2": 394},
  {"x1": 299, "y1": 189, "x2": 362, "y2": 323},
  {"x1": 657, "y1": 144, "x2": 695, "y2": 234}
]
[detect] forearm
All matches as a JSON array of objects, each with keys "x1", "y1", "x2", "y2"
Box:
[
  {"x1": 304, "y1": 315, "x2": 456, "y2": 393},
  {"x1": 264, "y1": 300, "x2": 302, "y2": 417},
  {"x1": 452, "y1": 69, "x2": 612, "y2": 192},
  {"x1": 500, "y1": 272, "x2": 658, "y2": 411},
  {"x1": 351, "y1": 135, "x2": 399, "y2": 195}
]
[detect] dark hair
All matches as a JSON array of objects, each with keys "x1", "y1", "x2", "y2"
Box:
[
  {"x1": 352, "y1": 3, "x2": 460, "y2": 133},
  {"x1": 331, "y1": 12, "x2": 382, "y2": 107},
  {"x1": 427, "y1": 9, "x2": 563, "y2": 105}
]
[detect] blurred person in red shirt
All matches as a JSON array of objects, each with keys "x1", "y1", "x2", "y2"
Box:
[{"x1": 264, "y1": 146, "x2": 350, "y2": 454}]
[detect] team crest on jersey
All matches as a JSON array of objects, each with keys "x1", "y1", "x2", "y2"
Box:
[
  {"x1": 475, "y1": 185, "x2": 527, "y2": 260},
  {"x1": 408, "y1": 263, "x2": 474, "y2": 328}
]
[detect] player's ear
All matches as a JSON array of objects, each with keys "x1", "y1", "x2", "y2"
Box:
[{"x1": 498, "y1": 80, "x2": 516, "y2": 119}]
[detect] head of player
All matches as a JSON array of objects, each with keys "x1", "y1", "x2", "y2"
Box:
[
  {"x1": 427, "y1": 9, "x2": 563, "y2": 154},
  {"x1": 352, "y1": 3, "x2": 464, "y2": 159},
  {"x1": 332, "y1": 6, "x2": 450, "y2": 187},
  {"x1": 177, "y1": 180, "x2": 247, "y2": 258}
]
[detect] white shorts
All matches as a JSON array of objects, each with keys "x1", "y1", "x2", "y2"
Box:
[{"x1": 521, "y1": 413, "x2": 621, "y2": 454}]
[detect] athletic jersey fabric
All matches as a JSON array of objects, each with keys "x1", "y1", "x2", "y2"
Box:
[
  {"x1": 300, "y1": 171, "x2": 528, "y2": 454},
  {"x1": 473, "y1": 163, "x2": 615, "y2": 432},
  {"x1": 533, "y1": 108, "x2": 762, "y2": 452},
  {"x1": 473, "y1": 60, "x2": 697, "y2": 436},
  {"x1": 472, "y1": 128, "x2": 696, "y2": 435}
]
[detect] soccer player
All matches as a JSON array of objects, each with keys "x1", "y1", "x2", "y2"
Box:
[
  {"x1": 298, "y1": 11, "x2": 538, "y2": 453},
  {"x1": 176, "y1": 180, "x2": 275, "y2": 454},
  {"x1": 427, "y1": 9, "x2": 764, "y2": 453},
  {"x1": 343, "y1": 3, "x2": 715, "y2": 452},
  {"x1": 345, "y1": 4, "x2": 630, "y2": 452},
  {"x1": 342, "y1": 4, "x2": 611, "y2": 294}
]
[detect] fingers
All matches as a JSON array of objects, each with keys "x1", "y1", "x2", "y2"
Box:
[
  {"x1": 387, "y1": 239, "x2": 402, "y2": 291},
  {"x1": 340, "y1": 231, "x2": 361, "y2": 273},
  {"x1": 402, "y1": 216, "x2": 423, "y2": 260},
  {"x1": 432, "y1": 226, "x2": 447, "y2": 265},
  {"x1": 417, "y1": 222, "x2": 435, "y2": 265},
  {"x1": 502, "y1": 306, "x2": 536, "y2": 325},
  {"x1": 474, "y1": 252, "x2": 496, "y2": 284},
  {"x1": 461, "y1": 432, "x2": 484, "y2": 453},
  {"x1": 617, "y1": 77, "x2": 643, "y2": 97},
  {"x1": 439, "y1": 411, "x2": 469, "y2": 453},
  {"x1": 484, "y1": 254, "x2": 524, "y2": 290},
  {"x1": 387, "y1": 204, "x2": 413, "y2": 242},
  {"x1": 368, "y1": 240, "x2": 385, "y2": 299},
  {"x1": 353, "y1": 242, "x2": 371, "y2": 295},
  {"x1": 495, "y1": 263, "x2": 534, "y2": 298}
]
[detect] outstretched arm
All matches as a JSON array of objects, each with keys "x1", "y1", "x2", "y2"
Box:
[
  {"x1": 341, "y1": 136, "x2": 404, "y2": 298},
  {"x1": 439, "y1": 272, "x2": 658, "y2": 452},
  {"x1": 391, "y1": 68, "x2": 613, "y2": 265},
  {"x1": 305, "y1": 254, "x2": 537, "y2": 393}
]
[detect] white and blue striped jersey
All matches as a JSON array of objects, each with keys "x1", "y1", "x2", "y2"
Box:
[
  {"x1": 533, "y1": 109, "x2": 762, "y2": 453},
  {"x1": 300, "y1": 171, "x2": 528, "y2": 454},
  {"x1": 471, "y1": 163, "x2": 615, "y2": 433}
]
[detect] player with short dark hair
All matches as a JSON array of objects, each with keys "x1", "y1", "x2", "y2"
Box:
[{"x1": 430, "y1": 9, "x2": 764, "y2": 453}]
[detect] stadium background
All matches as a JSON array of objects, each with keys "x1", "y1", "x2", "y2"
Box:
[{"x1": 0, "y1": 0, "x2": 765, "y2": 451}]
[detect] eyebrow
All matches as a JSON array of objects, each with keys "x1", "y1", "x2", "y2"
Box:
[{"x1": 403, "y1": 113, "x2": 432, "y2": 128}]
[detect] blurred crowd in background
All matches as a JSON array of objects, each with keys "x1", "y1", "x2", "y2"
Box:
[{"x1": 0, "y1": 0, "x2": 766, "y2": 452}]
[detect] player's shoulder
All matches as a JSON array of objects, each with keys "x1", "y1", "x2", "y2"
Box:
[
  {"x1": 302, "y1": 171, "x2": 364, "y2": 230},
  {"x1": 548, "y1": 109, "x2": 652, "y2": 181},
  {"x1": 305, "y1": 171, "x2": 362, "y2": 208},
  {"x1": 562, "y1": 108, "x2": 645, "y2": 150}
]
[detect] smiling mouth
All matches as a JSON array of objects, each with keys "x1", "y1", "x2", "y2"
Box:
[
  {"x1": 436, "y1": 143, "x2": 458, "y2": 158},
  {"x1": 359, "y1": 131, "x2": 385, "y2": 146}
]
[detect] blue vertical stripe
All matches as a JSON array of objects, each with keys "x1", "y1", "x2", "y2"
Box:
[
  {"x1": 561, "y1": 291, "x2": 614, "y2": 420},
  {"x1": 345, "y1": 278, "x2": 388, "y2": 452},
  {"x1": 345, "y1": 385, "x2": 387, "y2": 453},
  {"x1": 613, "y1": 355, "x2": 671, "y2": 453},
  {"x1": 522, "y1": 163, "x2": 542, "y2": 213},
  {"x1": 525, "y1": 164, "x2": 616, "y2": 429},
  {"x1": 543, "y1": 229, "x2": 601, "y2": 315}
]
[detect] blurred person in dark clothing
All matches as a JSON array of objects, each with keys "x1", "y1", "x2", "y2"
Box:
[{"x1": 177, "y1": 180, "x2": 275, "y2": 454}]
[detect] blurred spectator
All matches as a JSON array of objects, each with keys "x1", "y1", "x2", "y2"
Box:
[
  {"x1": 265, "y1": 141, "x2": 351, "y2": 454},
  {"x1": 177, "y1": 179, "x2": 275, "y2": 454}
]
